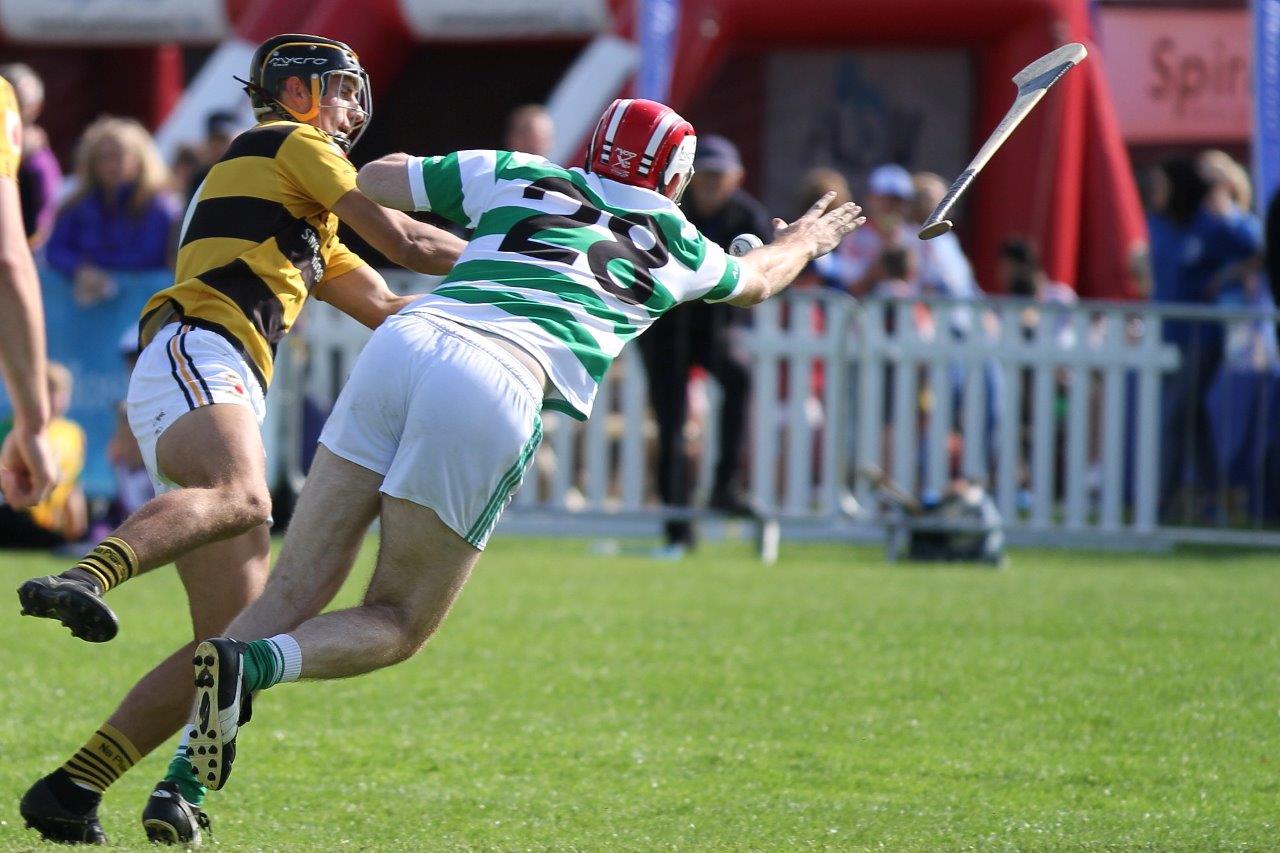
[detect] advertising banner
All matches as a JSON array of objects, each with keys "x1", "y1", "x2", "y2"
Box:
[
  {"x1": 0, "y1": 0, "x2": 228, "y2": 44},
  {"x1": 38, "y1": 267, "x2": 168, "y2": 497},
  {"x1": 398, "y1": 0, "x2": 608, "y2": 40},
  {"x1": 1098, "y1": 7, "x2": 1251, "y2": 143}
]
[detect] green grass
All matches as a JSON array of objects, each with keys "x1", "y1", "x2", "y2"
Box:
[{"x1": 2, "y1": 539, "x2": 1278, "y2": 850}]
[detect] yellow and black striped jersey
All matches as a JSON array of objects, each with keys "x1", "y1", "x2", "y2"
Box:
[
  {"x1": 139, "y1": 120, "x2": 366, "y2": 389},
  {"x1": 0, "y1": 78, "x2": 22, "y2": 180}
]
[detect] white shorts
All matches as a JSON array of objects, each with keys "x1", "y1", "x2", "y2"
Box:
[
  {"x1": 319, "y1": 310, "x2": 543, "y2": 550},
  {"x1": 126, "y1": 324, "x2": 267, "y2": 493}
]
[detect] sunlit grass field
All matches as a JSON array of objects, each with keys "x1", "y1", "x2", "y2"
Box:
[{"x1": 2, "y1": 538, "x2": 1277, "y2": 850}]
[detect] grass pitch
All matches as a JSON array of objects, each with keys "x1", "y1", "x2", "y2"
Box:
[{"x1": 1, "y1": 538, "x2": 1277, "y2": 850}]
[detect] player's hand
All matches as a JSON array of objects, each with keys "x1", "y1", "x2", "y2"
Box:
[
  {"x1": 0, "y1": 423, "x2": 57, "y2": 508},
  {"x1": 772, "y1": 191, "x2": 866, "y2": 259},
  {"x1": 73, "y1": 265, "x2": 115, "y2": 308}
]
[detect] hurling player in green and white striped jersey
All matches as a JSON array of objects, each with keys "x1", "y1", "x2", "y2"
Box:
[{"x1": 169, "y1": 99, "x2": 865, "y2": 812}]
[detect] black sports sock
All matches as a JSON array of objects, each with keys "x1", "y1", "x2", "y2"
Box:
[
  {"x1": 64, "y1": 537, "x2": 139, "y2": 593},
  {"x1": 63, "y1": 568, "x2": 103, "y2": 592},
  {"x1": 44, "y1": 769, "x2": 101, "y2": 814}
]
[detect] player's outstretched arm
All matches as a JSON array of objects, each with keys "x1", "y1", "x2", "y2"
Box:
[
  {"x1": 316, "y1": 265, "x2": 416, "y2": 329},
  {"x1": 331, "y1": 188, "x2": 465, "y2": 276},
  {"x1": 726, "y1": 191, "x2": 865, "y2": 308},
  {"x1": 354, "y1": 153, "x2": 417, "y2": 211},
  {"x1": 0, "y1": 174, "x2": 55, "y2": 506}
]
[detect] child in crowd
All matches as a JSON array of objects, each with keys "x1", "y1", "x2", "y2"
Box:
[{"x1": 0, "y1": 363, "x2": 88, "y2": 547}]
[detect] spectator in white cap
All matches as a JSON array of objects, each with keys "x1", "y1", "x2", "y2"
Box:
[
  {"x1": 869, "y1": 163, "x2": 914, "y2": 201},
  {"x1": 817, "y1": 163, "x2": 920, "y2": 297}
]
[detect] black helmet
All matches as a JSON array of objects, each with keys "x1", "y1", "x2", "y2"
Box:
[{"x1": 238, "y1": 34, "x2": 371, "y2": 152}]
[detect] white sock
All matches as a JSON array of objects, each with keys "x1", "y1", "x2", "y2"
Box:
[
  {"x1": 268, "y1": 633, "x2": 303, "y2": 683},
  {"x1": 172, "y1": 728, "x2": 191, "y2": 763}
]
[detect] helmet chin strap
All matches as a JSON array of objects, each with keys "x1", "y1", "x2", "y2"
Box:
[{"x1": 280, "y1": 74, "x2": 322, "y2": 123}]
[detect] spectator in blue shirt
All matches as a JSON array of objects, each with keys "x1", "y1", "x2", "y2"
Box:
[
  {"x1": 1150, "y1": 156, "x2": 1263, "y2": 521},
  {"x1": 1193, "y1": 151, "x2": 1263, "y2": 311},
  {"x1": 911, "y1": 171, "x2": 979, "y2": 336},
  {"x1": 45, "y1": 116, "x2": 178, "y2": 308},
  {"x1": 1143, "y1": 162, "x2": 1193, "y2": 307}
]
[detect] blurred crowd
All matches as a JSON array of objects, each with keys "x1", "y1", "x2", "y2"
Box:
[
  {"x1": 1143, "y1": 151, "x2": 1270, "y2": 524},
  {"x1": 1, "y1": 57, "x2": 1274, "y2": 552},
  {"x1": 0, "y1": 62, "x2": 213, "y2": 549}
]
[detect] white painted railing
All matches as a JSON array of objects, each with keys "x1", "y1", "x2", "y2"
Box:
[
  {"x1": 834, "y1": 296, "x2": 1178, "y2": 536},
  {"x1": 266, "y1": 275, "x2": 1280, "y2": 548}
]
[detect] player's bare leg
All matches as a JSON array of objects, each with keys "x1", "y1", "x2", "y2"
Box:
[
  {"x1": 19, "y1": 405, "x2": 271, "y2": 843},
  {"x1": 112, "y1": 528, "x2": 271, "y2": 755},
  {"x1": 288, "y1": 497, "x2": 479, "y2": 676},
  {"x1": 221, "y1": 447, "x2": 384, "y2": 642},
  {"x1": 119, "y1": 404, "x2": 273, "y2": 566},
  {"x1": 17, "y1": 404, "x2": 271, "y2": 643},
  {"x1": 18, "y1": 526, "x2": 270, "y2": 845},
  {"x1": 190, "y1": 493, "x2": 480, "y2": 790},
  {"x1": 142, "y1": 447, "x2": 382, "y2": 839}
]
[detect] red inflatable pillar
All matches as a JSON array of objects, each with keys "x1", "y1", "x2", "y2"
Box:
[
  {"x1": 1078, "y1": 43, "x2": 1148, "y2": 299},
  {"x1": 970, "y1": 18, "x2": 1088, "y2": 293},
  {"x1": 235, "y1": 0, "x2": 413, "y2": 136},
  {"x1": 236, "y1": 0, "x2": 312, "y2": 41},
  {"x1": 611, "y1": 0, "x2": 732, "y2": 111},
  {"x1": 298, "y1": 0, "x2": 414, "y2": 96},
  {"x1": 665, "y1": 0, "x2": 734, "y2": 111},
  {"x1": 100, "y1": 45, "x2": 184, "y2": 129}
]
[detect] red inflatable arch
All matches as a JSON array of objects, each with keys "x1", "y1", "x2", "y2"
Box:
[
  {"x1": 234, "y1": 0, "x2": 415, "y2": 89},
  {"x1": 617, "y1": 0, "x2": 1147, "y2": 298},
  {"x1": 226, "y1": 0, "x2": 1144, "y2": 297}
]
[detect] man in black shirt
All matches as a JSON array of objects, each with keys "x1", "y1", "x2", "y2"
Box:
[{"x1": 638, "y1": 135, "x2": 773, "y2": 552}]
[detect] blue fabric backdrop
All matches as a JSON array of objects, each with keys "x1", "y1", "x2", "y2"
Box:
[{"x1": 35, "y1": 266, "x2": 168, "y2": 497}]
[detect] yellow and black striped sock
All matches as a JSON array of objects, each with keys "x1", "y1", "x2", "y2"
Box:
[
  {"x1": 60, "y1": 723, "x2": 142, "y2": 794},
  {"x1": 68, "y1": 537, "x2": 139, "y2": 593}
]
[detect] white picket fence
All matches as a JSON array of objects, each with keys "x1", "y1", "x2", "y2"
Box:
[
  {"x1": 263, "y1": 275, "x2": 1280, "y2": 549},
  {"x1": 839, "y1": 296, "x2": 1177, "y2": 542}
]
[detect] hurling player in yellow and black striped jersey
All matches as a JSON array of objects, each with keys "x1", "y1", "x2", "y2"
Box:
[
  {"x1": 17, "y1": 35, "x2": 464, "y2": 846},
  {"x1": 138, "y1": 117, "x2": 372, "y2": 390},
  {"x1": 0, "y1": 76, "x2": 56, "y2": 512}
]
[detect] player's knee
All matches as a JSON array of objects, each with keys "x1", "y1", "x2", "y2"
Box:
[
  {"x1": 389, "y1": 636, "x2": 425, "y2": 666},
  {"x1": 368, "y1": 601, "x2": 429, "y2": 665},
  {"x1": 239, "y1": 485, "x2": 272, "y2": 527},
  {"x1": 219, "y1": 482, "x2": 272, "y2": 529}
]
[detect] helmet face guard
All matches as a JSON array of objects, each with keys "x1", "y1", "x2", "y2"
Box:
[
  {"x1": 663, "y1": 135, "x2": 697, "y2": 203},
  {"x1": 314, "y1": 67, "x2": 371, "y2": 152},
  {"x1": 240, "y1": 34, "x2": 372, "y2": 153}
]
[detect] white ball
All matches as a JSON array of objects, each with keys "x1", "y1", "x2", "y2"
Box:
[{"x1": 728, "y1": 233, "x2": 763, "y2": 257}]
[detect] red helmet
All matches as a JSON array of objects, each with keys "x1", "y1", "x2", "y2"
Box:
[{"x1": 586, "y1": 98, "x2": 696, "y2": 200}]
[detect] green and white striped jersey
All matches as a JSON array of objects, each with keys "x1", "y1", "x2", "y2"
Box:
[{"x1": 402, "y1": 150, "x2": 745, "y2": 420}]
